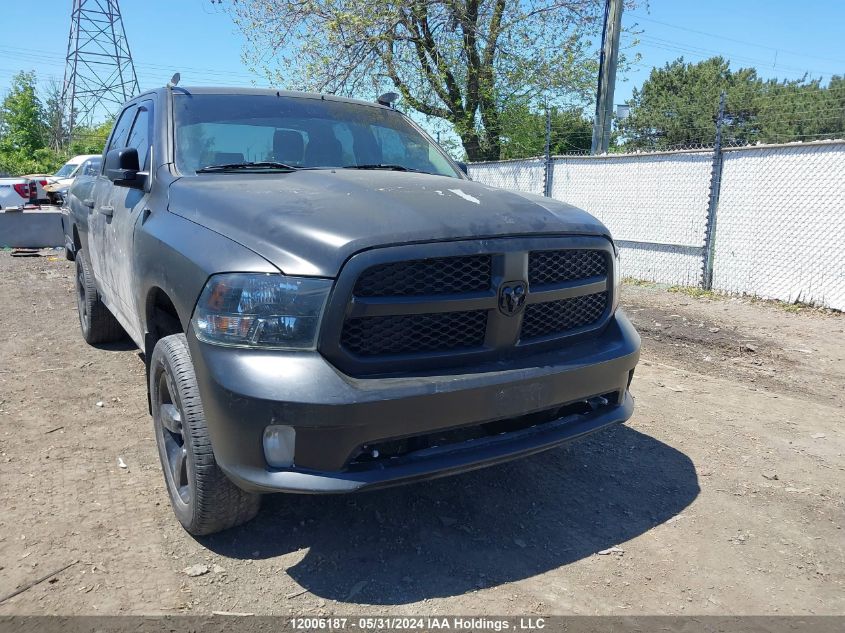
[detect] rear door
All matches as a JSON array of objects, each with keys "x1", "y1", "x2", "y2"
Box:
[{"x1": 67, "y1": 158, "x2": 101, "y2": 244}]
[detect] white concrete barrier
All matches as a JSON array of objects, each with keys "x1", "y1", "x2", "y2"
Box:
[{"x1": 0, "y1": 209, "x2": 65, "y2": 248}]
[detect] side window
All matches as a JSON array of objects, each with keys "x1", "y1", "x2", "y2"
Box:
[
  {"x1": 106, "y1": 105, "x2": 137, "y2": 155},
  {"x1": 85, "y1": 160, "x2": 101, "y2": 176},
  {"x1": 126, "y1": 102, "x2": 153, "y2": 169}
]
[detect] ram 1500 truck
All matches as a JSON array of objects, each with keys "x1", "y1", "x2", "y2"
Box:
[{"x1": 66, "y1": 86, "x2": 640, "y2": 535}]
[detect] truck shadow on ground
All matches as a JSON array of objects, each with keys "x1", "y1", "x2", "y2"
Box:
[{"x1": 200, "y1": 425, "x2": 698, "y2": 605}]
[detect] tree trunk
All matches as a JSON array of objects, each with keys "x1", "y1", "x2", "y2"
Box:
[{"x1": 460, "y1": 129, "x2": 501, "y2": 162}]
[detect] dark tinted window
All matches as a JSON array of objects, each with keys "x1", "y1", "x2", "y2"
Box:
[
  {"x1": 81, "y1": 158, "x2": 101, "y2": 176},
  {"x1": 126, "y1": 102, "x2": 152, "y2": 169},
  {"x1": 107, "y1": 105, "x2": 137, "y2": 154},
  {"x1": 172, "y1": 93, "x2": 457, "y2": 177}
]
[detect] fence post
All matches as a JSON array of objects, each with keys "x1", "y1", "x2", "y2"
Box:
[
  {"x1": 543, "y1": 107, "x2": 553, "y2": 197},
  {"x1": 702, "y1": 91, "x2": 726, "y2": 290}
]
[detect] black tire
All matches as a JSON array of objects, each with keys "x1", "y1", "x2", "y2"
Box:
[
  {"x1": 75, "y1": 249, "x2": 125, "y2": 344},
  {"x1": 150, "y1": 334, "x2": 261, "y2": 535}
]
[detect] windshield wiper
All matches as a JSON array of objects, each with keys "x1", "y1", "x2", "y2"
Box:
[
  {"x1": 343, "y1": 163, "x2": 430, "y2": 174},
  {"x1": 196, "y1": 161, "x2": 300, "y2": 173}
]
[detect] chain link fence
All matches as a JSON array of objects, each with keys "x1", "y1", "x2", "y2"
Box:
[
  {"x1": 468, "y1": 158, "x2": 546, "y2": 194},
  {"x1": 713, "y1": 143, "x2": 845, "y2": 309},
  {"x1": 468, "y1": 140, "x2": 845, "y2": 311},
  {"x1": 550, "y1": 151, "x2": 713, "y2": 286}
]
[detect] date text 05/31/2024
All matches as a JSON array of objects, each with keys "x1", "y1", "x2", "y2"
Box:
[{"x1": 288, "y1": 617, "x2": 547, "y2": 631}]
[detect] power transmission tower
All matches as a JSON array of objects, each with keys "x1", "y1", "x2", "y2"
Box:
[{"x1": 61, "y1": 0, "x2": 139, "y2": 141}]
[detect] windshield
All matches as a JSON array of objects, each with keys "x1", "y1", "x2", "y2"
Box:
[
  {"x1": 54, "y1": 162, "x2": 80, "y2": 178},
  {"x1": 173, "y1": 93, "x2": 459, "y2": 177}
]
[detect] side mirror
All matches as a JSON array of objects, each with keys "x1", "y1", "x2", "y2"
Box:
[
  {"x1": 456, "y1": 161, "x2": 469, "y2": 175},
  {"x1": 105, "y1": 148, "x2": 144, "y2": 189}
]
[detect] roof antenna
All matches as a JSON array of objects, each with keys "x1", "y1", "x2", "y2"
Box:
[
  {"x1": 376, "y1": 92, "x2": 399, "y2": 108},
  {"x1": 168, "y1": 72, "x2": 181, "y2": 87}
]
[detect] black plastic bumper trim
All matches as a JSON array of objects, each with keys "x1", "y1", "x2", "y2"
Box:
[{"x1": 219, "y1": 391, "x2": 633, "y2": 494}]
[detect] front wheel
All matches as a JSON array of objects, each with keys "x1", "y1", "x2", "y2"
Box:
[{"x1": 150, "y1": 333, "x2": 261, "y2": 535}]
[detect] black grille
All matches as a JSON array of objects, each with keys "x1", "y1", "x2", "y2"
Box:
[
  {"x1": 342, "y1": 310, "x2": 488, "y2": 356},
  {"x1": 521, "y1": 292, "x2": 608, "y2": 340},
  {"x1": 333, "y1": 242, "x2": 612, "y2": 370},
  {"x1": 529, "y1": 250, "x2": 607, "y2": 286},
  {"x1": 354, "y1": 255, "x2": 492, "y2": 297}
]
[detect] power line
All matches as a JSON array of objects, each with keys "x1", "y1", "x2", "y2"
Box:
[
  {"x1": 628, "y1": 12, "x2": 845, "y2": 67},
  {"x1": 624, "y1": 34, "x2": 842, "y2": 79},
  {"x1": 0, "y1": 44, "x2": 267, "y2": 84}
]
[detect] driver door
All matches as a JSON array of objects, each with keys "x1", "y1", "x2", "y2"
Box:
[
  {"x1": 88, "y1": 104, "x2": 136, "y2": 313},
  {"x1": 101, "y1": 100, "x2": 153, "y2": 343}
]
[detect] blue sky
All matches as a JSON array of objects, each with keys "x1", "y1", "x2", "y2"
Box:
[
  {"x1": 617, "y1": 1, "x2": 845, "y2": 103},
  {"x1": 0, "y1": 0, "x2": 842, "y2": 131}
]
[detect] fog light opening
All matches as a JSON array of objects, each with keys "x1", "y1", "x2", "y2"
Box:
[{"x1": 263, "y1": 425, "x2": 296, "y2": 468}]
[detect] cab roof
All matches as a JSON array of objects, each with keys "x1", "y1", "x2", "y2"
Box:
[{"x1": 137, "y1": 86, "x2": 393, "y2": 111}]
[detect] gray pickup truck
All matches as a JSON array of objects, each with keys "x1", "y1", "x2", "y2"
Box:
[{"x1": 65, "y1": 86, "x2": 640, "y2": 535}]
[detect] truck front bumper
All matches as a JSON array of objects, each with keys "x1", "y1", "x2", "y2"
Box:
[{"x1": 187, "y1": 310, "x2": 641, "y2": 494}]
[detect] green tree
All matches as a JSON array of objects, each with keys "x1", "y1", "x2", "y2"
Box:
[
  {"x1": 0, "y1": 70, "x2": 113, "y2": 176},
  {"x1": 68, "y1": 119, "x2": 114, "y2": 155},
  {"x1": 618, "y1": 57, "x2": 757, "y2": 150},
  {"x1": 752, "y1": 74, "x2": 845, "y2": 144},
  {"x1": 499, "y1": 103, "x2": 593, "y2": 158},
  {"x1": 43, "y1": 78, "x2": 68, "y2": 152},
  {"x1": 0, "y1": 71, "x2": 46, "y2": 155},
  {"x1": 217, "y1": 0, "x2": 615, "y2": 161},
  {"x1": 619, "y1": 57, "x2": 845, "y2": 150}
]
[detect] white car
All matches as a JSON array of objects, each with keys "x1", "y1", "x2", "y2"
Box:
[
  {"x1": 21, "y1": 174, "x2": 50, "y2": 202},
  {"x1": 44, "y1": 154, "x2": 100, "y2": 204},
  {"x1": 0, "y1": 177, "x2": 34, "y2": 210}
]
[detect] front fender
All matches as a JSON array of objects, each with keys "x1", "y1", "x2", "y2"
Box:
[{"x1": 133, "y1": 210, "x2": 279, "y2": 336}]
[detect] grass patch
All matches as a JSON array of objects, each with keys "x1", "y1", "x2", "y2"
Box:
[
  {"x1": 667, "y1": 284, "x2": 841, "y2": 315},
  {"x1": 622, "y1": 277, "x2": 653, "y2": 287},
  {"x1": 668, "y1": 285, "x2": 716, "y2": 300}
]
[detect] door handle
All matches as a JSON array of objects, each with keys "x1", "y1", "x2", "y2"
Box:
[
  {"x1": 99, "y1": 205, "x2": 114, "y2": 217},
  {"x1": 83, "y1": 199, "x2": 94, "y2": 209}
]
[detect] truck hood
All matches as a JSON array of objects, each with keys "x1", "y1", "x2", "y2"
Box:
[{"x1": 167, "y1": 170, "x2": 609, "y2": 277}]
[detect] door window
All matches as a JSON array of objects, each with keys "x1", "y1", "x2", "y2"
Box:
[
  {"x1": 126, "y1": 102, "x2": 153, "y2": 169},
  {"x1": 107, "y1": 105, "x2": 137, "y2": 155},
  {"x1": 82, "y1": 159, "x2": 101, "y2": 176}
]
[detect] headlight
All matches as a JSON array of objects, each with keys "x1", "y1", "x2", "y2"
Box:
[
  {"x1": 192, "y1": 273, "x2": 332, "y2": 350},
  {"x1": 611, "y1": 246, "x2": 621, "y2": 313}
]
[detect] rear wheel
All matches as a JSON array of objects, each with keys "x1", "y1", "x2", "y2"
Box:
[
  {"x1": 150, "y1": 334, "x2": 261, "y2": 535},
  {"x1": 75, "y1": 249, "x2": 125, "y2": 344}
]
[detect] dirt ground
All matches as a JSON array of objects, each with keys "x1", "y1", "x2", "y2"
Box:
[{"x1": 0, "y1": 251, "x2": 842, "y2": 616}]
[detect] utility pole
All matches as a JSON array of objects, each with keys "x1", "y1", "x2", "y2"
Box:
[
  {"x1": 591, "y1": 0, "x2": 623, "y2": 154},
  {"x1": 61, "y1": 0, "x2": 139, "y2": 143},
  {"x1": 543, "y1": 106, "x2": 553, "y2": 197},
  {"x1": 702, "y1": 91, "x2": 727, "y2": 290}
]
